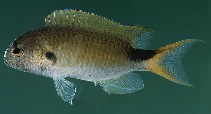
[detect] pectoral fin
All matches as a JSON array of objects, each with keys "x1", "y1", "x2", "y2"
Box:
[
  {"x1": 53, "y1": 78, "x2": 76, "y2": 105},
  {"x1": 99, "y1": 72, "x2": 144, "y2": 94}
]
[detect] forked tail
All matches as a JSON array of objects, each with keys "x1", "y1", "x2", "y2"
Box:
[{"x1": 144, "y1": 39, "x2": 202, "y2": 86}]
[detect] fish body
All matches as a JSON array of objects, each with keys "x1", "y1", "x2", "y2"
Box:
[
  {"x1": 10, "y1": 26, "x2": 141, "y2": 81},
  {"x1": 4, "y1": 9, "x2": 201, "y2": 104}
]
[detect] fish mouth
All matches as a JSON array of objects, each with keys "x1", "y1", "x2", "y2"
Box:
[
  {"x1": 4, "y1": 59, "x2": 10, "y2": 66},
  {"x1": 3, "y1": 48, "x2": 14, "y2": 68},
  {"x1": 3, "y1": 49, "x2": 10, "y2": 66},
  {"x1": 4, "y1": 50, "x2": 30, "y2": 72}
]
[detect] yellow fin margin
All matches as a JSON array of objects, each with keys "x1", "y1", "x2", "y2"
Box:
[{"x1": 145, "y1": 39, "x2": 202, "y2": 86}]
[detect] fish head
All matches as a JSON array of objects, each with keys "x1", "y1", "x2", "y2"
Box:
[{"x1": 4, "y1": 30, "x2": 56, "y2": 76}]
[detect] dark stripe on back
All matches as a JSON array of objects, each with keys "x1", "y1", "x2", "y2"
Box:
[{"x1": 127, "y1": 47, "x2": 157, "y2": 62}]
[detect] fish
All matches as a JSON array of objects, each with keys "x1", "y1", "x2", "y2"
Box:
[{"x1": 4, "y1": 9, "x2": 202, "y2": 105}]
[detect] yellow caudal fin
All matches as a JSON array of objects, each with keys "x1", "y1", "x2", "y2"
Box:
[{"x1": 145, "y1": 39, "x2": 203, "y2": 86}]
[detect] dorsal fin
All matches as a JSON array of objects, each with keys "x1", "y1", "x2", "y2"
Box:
[{"x1": 45, "y1": 9, "x2": 154, "y2": 49}]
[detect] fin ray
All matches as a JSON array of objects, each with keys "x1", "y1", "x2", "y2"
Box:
[
  {"x1": 53, "y1": 78, "x2": 76, "y2": 105},
  {"x1": 145, "y1": 39, "x2": 202, "y2": 86},
  {"x1": 99, "y1": 72, "x2": 144, "y2": 94},
  {"x1": 45, "y1": 9, "x2": 153, "y2": 49}
]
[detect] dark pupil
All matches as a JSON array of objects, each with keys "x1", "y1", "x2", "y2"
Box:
[
  {"x1": 45, "y1": 52, "x2": 57, "y2": 63},
  {"x1": 13, "y1": 48, "x2": 20, "y2": 54}
]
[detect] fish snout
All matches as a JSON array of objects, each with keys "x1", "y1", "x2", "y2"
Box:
[{"x1": 4, "y1": 48, "x2": 12, "y2": 67}]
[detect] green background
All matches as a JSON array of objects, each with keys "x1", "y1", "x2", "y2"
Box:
[{"x1": 0, "y1": 0, "x2": 210, "y2": 114}]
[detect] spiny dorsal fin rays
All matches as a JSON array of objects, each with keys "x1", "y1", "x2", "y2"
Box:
[{"x1": 45, "y1": 9, "x2": 154, "y2": 49}]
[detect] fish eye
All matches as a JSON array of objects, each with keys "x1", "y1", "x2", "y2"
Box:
[{"x1": 12, "y1": 48, "x2": 23, "y2": 57}]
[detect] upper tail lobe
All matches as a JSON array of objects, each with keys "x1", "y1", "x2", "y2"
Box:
[{"x1": 143, "y1": 39, "x2": 203, "y2": 86}]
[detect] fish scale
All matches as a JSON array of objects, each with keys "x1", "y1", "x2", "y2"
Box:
[{"x1": 33, "y1": 26, "x2": 131, "y2": 69}]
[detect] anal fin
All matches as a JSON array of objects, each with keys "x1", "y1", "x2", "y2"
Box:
[{"x1": 99, "y1": 72, "x2": 144, "y2": 94}]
